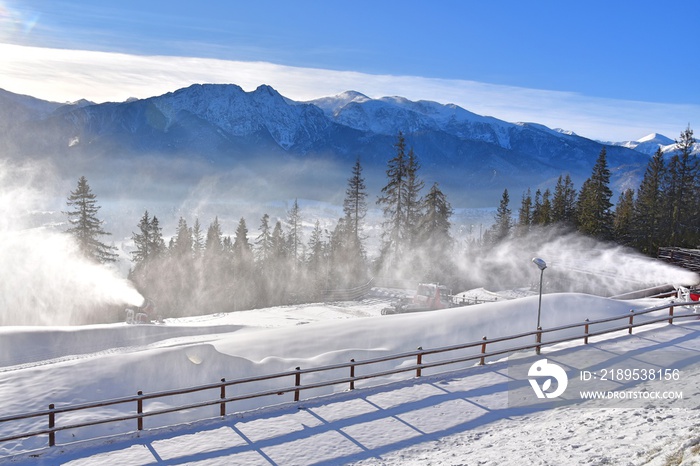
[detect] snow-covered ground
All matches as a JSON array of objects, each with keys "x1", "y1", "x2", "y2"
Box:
[{"x1": 1, "y1": 290, "x2": 699, "y2": 465}]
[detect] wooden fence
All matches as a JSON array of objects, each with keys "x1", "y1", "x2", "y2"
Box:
[
  {"x1": 658, "y1": 247, "x2": 700, "y2": 272},
  {"x1": 322, "y1": 278, "x2": 374, "y2": 301},
  {"x1": 0, "y1": 300, "x2": 698, "y2": 452}
]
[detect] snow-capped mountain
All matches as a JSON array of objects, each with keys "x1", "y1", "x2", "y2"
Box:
[
  {"x1": 610, "y1": 133, "x2": 676, "y2": 156},
  {"x1": 0, "y1": 84, "x2": 658, "y2": 205}
]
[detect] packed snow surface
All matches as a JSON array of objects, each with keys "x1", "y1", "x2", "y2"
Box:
[{"x1": 1, "y1": 290, "x2": 699, "y2": 465}]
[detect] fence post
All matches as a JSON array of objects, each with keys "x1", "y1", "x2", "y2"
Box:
[
  {"x1": 536, "y1": 327, "x2": 542, "y2": 355},
  {"x1": 48, "y1": 404, "x2": 55, "y2": 447},
  {"x1": 350, "y1": 359, "x2": 355, "y2": 390},
  {"x1": 628, "y1": 310, "x2": 634, "y2": 334},
  {"x1": 479, "y1": 337, "x2": 487, "y2": 365},
  {"x1": 220, "y1": 378, "x2": 226, "y2": 417},
  {"x1": 584, "y1": 319, "x2": 590, "y2": 345},
  {"x1": 137, "y1": 391, "x2": 144, "y2": 431},
  {"x1": 294, "y1": 367, "x2": 301, "y2": 402},
  {"x1": 416, "y1": 347, "x2": 423, "y2": 377},
  {"x1": 669, "y1": 305, "x2": 674, "y2": 324}
]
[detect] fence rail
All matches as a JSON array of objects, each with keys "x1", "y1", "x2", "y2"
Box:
[
  {"x1": 322, "y1": 279, "x2": 375, "y2": 301},
  {"x1": 1, "y1": 300, "x2": 698, "y2": 452}
]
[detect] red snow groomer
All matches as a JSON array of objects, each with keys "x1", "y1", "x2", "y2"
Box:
[
  {"x1": 125, "y1": 298, "x2": 160, "y2": 324},
  {"x1": 381, "y1": 283, "x2": 452, "y2": 315}
]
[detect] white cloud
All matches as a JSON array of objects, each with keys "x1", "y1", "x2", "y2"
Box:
[{"x1": 0, "y1": 43, "x2": 696, "y2": 142}]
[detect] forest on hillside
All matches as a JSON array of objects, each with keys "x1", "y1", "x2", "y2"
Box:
[{"x1": 64, "y1": 128, "x2": 699, "y2": 318}]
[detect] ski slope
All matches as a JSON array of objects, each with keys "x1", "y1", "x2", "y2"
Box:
[{"x1": 1, "y1": 291, "x2": 699, "y2": 465}]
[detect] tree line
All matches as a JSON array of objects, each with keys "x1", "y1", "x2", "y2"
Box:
[
  {"x1": 64, "y1": 131, "x2": 454, "y2": 316},
  {"x1": 64, "y1": 127, "x2": 697, "y2": 317},
  {"x1": 485, "y1": 126, "x2": 698, "y2": 254}
]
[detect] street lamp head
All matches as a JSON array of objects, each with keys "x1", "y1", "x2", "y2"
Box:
[{"x1": 532, "y1": 257, "x2": 547, "y2": 271}]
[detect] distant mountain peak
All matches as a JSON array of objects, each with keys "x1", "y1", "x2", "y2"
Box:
[
  {"x1": 337, "y1": 90, "x2": 371, "y2": 101},
  {"x1": 609, "y1": 132, "x2": 675, "y2": 156},
  {"x1": 637, "y1": 133, "x2": 673, "y2": 144}
]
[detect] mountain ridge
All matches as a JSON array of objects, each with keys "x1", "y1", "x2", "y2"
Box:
[{"x1": 0, "y1": 83, "x2": 681, "y2": 206}]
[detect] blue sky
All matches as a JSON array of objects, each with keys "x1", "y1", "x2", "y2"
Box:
[{"x1": 1, "y1": 0, "x2": 698, "y2": 141}]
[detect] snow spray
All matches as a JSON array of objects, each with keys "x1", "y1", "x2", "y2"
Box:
[
  {"x1": 0, "y1": 161, "x2": 145, "y2": 325},
  {"x1": 458, "y1": 226, "x2": 699, "y2": 296}
]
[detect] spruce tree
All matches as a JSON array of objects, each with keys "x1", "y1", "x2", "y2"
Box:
[
  {"x1": 377, "y1": 132, "x2": 408, "y2": 261},
  {"x1": 131, "y1": 210, "x2": 154, "y2": 267},
  {"x1": 492, "y1": 189, "x2": 512, "y2": 244},
  {"x1": 232, "y1": 217, "x2": 255, "y2": 309},
  {"x1": 404, "y1": 147, "x2": 424, "y2": 247},
  {"x1": 343, "y1": 157, "x2": 368, "y2": 250},
  {"x1": 232, "y1": 217, "x2": 253, "y2": 264},
  {"x1": 416, "y1": 183, "x2": 454, "y2": 281},
  {"x1": 576, "y1": 148, "x2": 614, "y2": 240},
  {"x1": 202, "y1": 217, "x2": 230, "y2": 313},
  {"x1": 171, "y1": 217, "x2": 193, "y2": 260},
  {"x1": 204, "y1": 217, "x2": 224, "y2": 256},
  {"x1": 255, "y1": 213, "x2": 274, "y2": 265},
  {"x1": 613, "y1": 189, "x2": 635, "y2": 245},
  {"x1": 286, "y1": 199, "x2": 303, "y2": 269},
  {"x1": 633, "y1": 149, "x2": 666, "y2": 254},
  {"x1": 64, "y1": 176, "x2": 117, "y2": 263},
  {"x1": 516, "y1": 188, "x2": 533, "y2": 237},
  {"x1": 339, "y1": 158, "x2": 370, "y2": 285},
  {"x1": 552, "y1": 174, "x2": 577, "y2": 225},
  {"x1": 192, "y1": 218, "x2": 204, "y2": 258},
  {"x1": 533, "y1": 189, "x2": 552, "y2": 225},
  {"x1": 666, "y1": 126, "x2": 698, "y2": 246}
]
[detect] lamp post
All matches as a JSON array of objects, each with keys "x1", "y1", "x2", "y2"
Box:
[{"x1": 532, "y1": 257, "x2": 547, "y2": 329}]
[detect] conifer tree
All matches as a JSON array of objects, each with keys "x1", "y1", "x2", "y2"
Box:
[
  {"x1": 255, "y1": 213, "x2": 274, "y2": 265},
  {"x1": 666, "y1": 126, "x2": 698, "y2": 246},
  {"x1": 377, "y1": 132, "x2": 408, "y2": 261},
  {"x1": 633, "y1": 149, "x2": 667, "y2": 254},
  {"x1": 131, "y1": 211, "x2": 154, "y2": 267},
  {"x1": 64, "y1": 176, "x2": 117, "y2": 263},
  {"x1": 171, "y1": 217, "x2": 193, "y2": 260},
  {"x1": 577, "y1": 148, "x2": 614, "y2": 240},
  {"x1": 516, "y1": 188, "x2": 533, "y2": 236},
  {"x1": 192, "y1": 218, "x2": 204, "y2": 257},
  {"x1": 204, "y1": 217, "x2": 224, "y2": 257},
  {"x1": 267, "y1": 220, "x2": 290, "y2": 306},
  {"x1": 286, "y1": 199, "x2": 303, "y2": 269},
  {"x1": 271, "y1": 221, "x2": 287, "y2": 261},
  {"x1": 131, "y1": 211, "x2": 165, "y2": 271},
  {"x1": 416, "y1": 183, "x2": 454, "y2": 281},
  {"x1": 343, "y1": 157, "x2": 368, "y2": 247},
  {"x1": 533, "y1": 189, "x2": 552, "y2": 225},
  {"x1": 491, "y1": 189, "x2": 512, "y2": 244},
  {"x1": 232, "y1": 217, "x2": 255, "y2": 309},
  {"x1": 613, "y1": 189, "x2": 635, "y2": 245},
  {"x1": 232, "y1": 217, "x2": 253, "y2": 264},
  {"x1": 404, "y1": 147, "x2": 424, "y2": 247},
  {"x1": 201, "y1": 217, "x2": 231, "y2": 313},
  {"x1": 552, "y1": 174, "x2": 577, "y2": 225}
]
